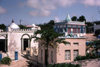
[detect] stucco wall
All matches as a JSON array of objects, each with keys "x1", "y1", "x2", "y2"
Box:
[
  {"x1": 56, "y1": 38, "x2": 86, "y2": 63},
  {"x1": 38, "y1": 38, "x2": 86, "y2": 64}
]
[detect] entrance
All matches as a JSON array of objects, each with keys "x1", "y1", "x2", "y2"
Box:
[
  {"x1": 0, "y1": 39, "x2": 6, "y2": 52},
  {"x1": 23, "y1": 38, "x2": 29, "y2": 51}
]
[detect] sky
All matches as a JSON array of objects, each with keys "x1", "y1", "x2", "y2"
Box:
[{"x1": 0, "y1": 0, "x2": 100, "y2": 25}]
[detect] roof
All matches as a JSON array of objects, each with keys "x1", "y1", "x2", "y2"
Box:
[
  {"x1": 55, "y1": 21, "x2": 85, "y2": 25},
  {"x1": 9, "y1": 20, "x2": 20, "y2": 29},
  {"x1": 65, "y1": 14, "x2": 72, "y2": 22}
]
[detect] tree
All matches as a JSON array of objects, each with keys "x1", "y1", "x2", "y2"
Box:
[
  {"x1": 77, "y1": 15, "x2": 86, "y2": 22},
  {"x1": 95, "y1": 29, "x2": 100, "y2": 36},
  {"x1": 19, "y1": 25, "x2": 28, "y2": 29},
  {"x1": 93, "y1": 40, "x2": 100, "y2": 56},
  {"x1": 34, "y1": 20, "x2": 69, "y2": 66},
  {"x1": 85, "y1": 22, "x2": 94, "y2": 33},
  {"x1": 71, "y1": 16, "x2": 77, "y2": 21},
  {"x1": 0, "y1": 24, "x2": 6, "y2": 31}
]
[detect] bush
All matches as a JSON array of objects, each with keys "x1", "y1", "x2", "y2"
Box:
[
  {"x1": 74, "y1": 53, "x2": 100, "y2": 61},
  {"x1": 0, "y1": 57, "x2": 11, "y2": 65},
  {"x1": 47, "y1": 63, "x2": 81, "y2": 67}
]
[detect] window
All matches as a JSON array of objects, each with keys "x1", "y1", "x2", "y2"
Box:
[
  {"x1": 51, "y1": 51, "x2": 53, "y2": 63},
  {"x1": 65, "y1": 50, "x2": 71, "y2": 60},
  {"x1": 65, "y1": 43, "x2": 70, "y2": 45},
  {"x1": 73, "y1": 50, "x2": 79, "y2": 59},
  {"x1": 73, "y1": 42, "x2": 79, "y2": 45}
]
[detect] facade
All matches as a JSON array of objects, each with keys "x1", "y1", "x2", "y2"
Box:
[
  {"x1": 38, "y1": 15, "x2": 86, "y2": 65},
  {"x1": 38, "y1": 38, "x2": 86, "y2": 65},
  {"x1": 0, "y1": 20, "x2": 40, "y2": 59},
  {"x1": 54, "y1": 15, "x2": 86, "y2": 37},
  {"x1": 94, "y1": 23, "x2": 100, "y2": 33}
]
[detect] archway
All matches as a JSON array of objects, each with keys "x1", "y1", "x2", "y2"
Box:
[
  {"x1": 21, "y1": 34, "x2": 31, "y2": 53},
  {"x1": 0, "y1": 35, "x2": 7, "y2": 52}
]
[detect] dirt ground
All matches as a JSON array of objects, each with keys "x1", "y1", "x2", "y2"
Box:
[
  {"x1": 82, "y1": 59, "x2": 100, "y2": 67},
  {"x1": 0, "y1": 58, "x2": 100, "y2": 67},
  {"x1": 0, "y1": 58, "x2": 28, "y2": 67}
]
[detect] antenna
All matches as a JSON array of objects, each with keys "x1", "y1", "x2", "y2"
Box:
[
  {"x1": 20, "y1": 19, "x2": 22, "y2": 25},
  {"x1": 12, "y1": 19, "x2": 14, "y2": 23}
]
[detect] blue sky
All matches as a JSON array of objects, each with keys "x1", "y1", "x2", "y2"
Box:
[{"x1": 0, "y1": 0, "x2": 100, "y2": 25}]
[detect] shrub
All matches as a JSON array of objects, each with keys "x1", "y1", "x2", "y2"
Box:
[
  {"x1": 0, "y1": 57, "x2": 11, "y2": 65},
  {"x1": 74, "y1": 53, "x2": 100, "y2": 61}
]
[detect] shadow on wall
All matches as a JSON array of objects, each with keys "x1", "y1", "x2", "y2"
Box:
[{"x1": 22, "y1": 53, "x2": 44, "y2": 67}]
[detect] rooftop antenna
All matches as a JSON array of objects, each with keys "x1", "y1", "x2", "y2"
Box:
[
  {"x1": 20, "y1": 19, "x2": 22, "y2": 25},
  {"x1": 12, "y1": 19, "x2": 14, "y2": 23}
]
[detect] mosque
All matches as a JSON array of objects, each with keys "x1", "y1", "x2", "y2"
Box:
[{"x1": 0, "y1": 20, "x2": 40, "y2": 59}]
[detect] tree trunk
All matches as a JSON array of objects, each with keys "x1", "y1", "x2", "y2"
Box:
[{"x1": 45, "y1": 44, "x2": 48, "y2": 67}]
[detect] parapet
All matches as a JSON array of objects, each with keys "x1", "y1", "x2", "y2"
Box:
[{"x1": 11, "y1": 28, "x2": 37, "y2": 33}]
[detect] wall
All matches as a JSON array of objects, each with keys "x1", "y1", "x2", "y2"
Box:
[
  {"x1": 7, "y1": 31, "x2": 38, "y2": 59},
  {"x1": 38, "y1": 45, "x2": 57, "y2": 65},
  {"x1": 56, "y1": 38, "x2": 86, "y2": 63},
  {"x1": 38, "y1": 38, "x2": 86, "y2": 65}
]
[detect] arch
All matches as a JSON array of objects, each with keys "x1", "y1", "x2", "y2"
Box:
[
  {"x1": 0, "y1": 34, "x2": 7, "y2": 52},
  {"x1": 0, "y1": 35, "x2": 6, "y2": 39},
  {"x1": 21, "y1": 33, "x2": 31, "y2": 40},
  {"x1": 21, "y1": 33, "x2": 31, "y2": 53}
]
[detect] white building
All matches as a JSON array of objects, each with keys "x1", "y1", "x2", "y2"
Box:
[
  {"x1": 94, "y1": 23, "x2": 100, "y2": 33},
  {"x1": 0, "y1": 20, "x2": 40, "y2": 59}
]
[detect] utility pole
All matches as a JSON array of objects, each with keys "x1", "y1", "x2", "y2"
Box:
[{"x1": 20, "y1": 20, "x2": 22, "y2": 25}]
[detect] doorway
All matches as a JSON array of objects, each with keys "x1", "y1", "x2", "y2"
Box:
[
  {"x1": 23, "y1": 38, "x2": 29, "y2": 51},
  {"x1": 0, "y1": 39, "x2": 6, "y2": 52}
]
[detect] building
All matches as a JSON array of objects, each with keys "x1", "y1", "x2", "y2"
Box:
[
  {"x1": 93, "y1": 21, "x2": 100, "y2": 34},
  {"x1": 0, "y1": 20, "x2": 40, "y2": 59},
  {"x1": 38, "y1": 15, "x2": 86, "y2": 65},
  {"x1": 38, "y1": 38, "x2": 86, "y2": 64},
  {"x1": 54, "y1": 14, "x2": 86, "y2": 37}
]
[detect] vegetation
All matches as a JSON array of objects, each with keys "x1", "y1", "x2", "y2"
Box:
[
  {"x1": 48, "y1": 63, "x2": 81, "y2": 67},
  {"x1": 0, "y1": 57, "x2": 11, "y2": 65},
  {"x1": 77, "y1": 15, "x2": 86, "y2": 22},
  {"x1": 93, "y1": 40, "x2": 100, "y2": 55},
  {"x1": 19, "y1": 25, "x2": 28, "y2": 29},
  {"x1": 95, "y1": 29, "x2": 100, "y2": 36},
  {"x1": 85, "y1": 22, "x2": 94, "y2": 33},
  {"x1": 71, "y1": 16, "x2": 77, "y2": 21},
  {"x1": 74, "y1": 53, "x2": 100, "y2": 61},
  {"x1": 0, "y1": 24, "x2": 6, "y2": 31},
  {"x1": 34, "y1": 20, "x2": 69, "y2": 66},
  {"x1": 86, "y1": 40, "x2": 100, "y2": 57},
  {"x1": 71, "y1": 15, "x2": 86, "y2": 22}
]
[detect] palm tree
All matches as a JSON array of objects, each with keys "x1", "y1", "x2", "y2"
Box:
[
  {"x1": 93, "y1": 40, "x2": 100, "y2": 56},
  {"x1": 34, "y1": 20, "x2": 69, "y2": 66}
]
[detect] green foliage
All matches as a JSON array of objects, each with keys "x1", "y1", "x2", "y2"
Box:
[
  {"x1": 74, "y1": 53, "x2": 100, "y2": 61},
  {"x1": 47, "y1": 63, "x2": 81, "y2": 67},
  {"x1": 34, "y1": 20, "x2": 69, "y2": 47},
  {"x1": 71, "y1": 16, "x2": 77, "y2": 21},
  {"x1": 0, "y1": 57, "x2": 11, "y2": 65},
  {"x1": 95, "y1": 29, "x2": 100, "y2": 36},
  {"x1": 34, "y1": 20, "x2": 69, "y2": 66},
  {"x1": 85, "y1": 22, "x2": 94, "y2": 33},
  {"x1": 19, "y1": 25, "x2": 28, "y2": 29},
  {"x1": 0, "y1": 24, "x2": 6, "y2": 31},
  {"x1": 85, "y1": 22, "x2": 94, "y2": 27},
  {"x1": 77, "y1": 15, "x2": 86, "y2": 22}
]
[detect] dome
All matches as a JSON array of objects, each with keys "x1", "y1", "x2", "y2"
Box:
[
  {"x1": 9, "y1": 20, "x2": 20, "y2": 29},
  {"x1": 65, "y1": 14, "x2": 71, "y2": 22}
]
